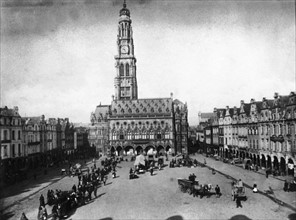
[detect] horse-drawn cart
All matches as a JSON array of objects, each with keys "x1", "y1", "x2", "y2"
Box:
[
  {"x1": 231, "y1": 185, "x2": 246, "y2": 201},
  {"x1": 178, "y1": 178, "x2": 214, "y2": 198},
  {"x1": 178, "y1": 178, "x2": 196, "y2": 194}
]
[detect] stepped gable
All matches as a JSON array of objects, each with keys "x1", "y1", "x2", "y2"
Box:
[{"x1": 110, "y1": 98, "x2": 172, "y2": 117}]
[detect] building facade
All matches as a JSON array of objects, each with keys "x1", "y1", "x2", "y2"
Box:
[
  {"x1": 90, "y1": 2, "x2": 188, "y2": 156},
  {"x1": 198, "y1": 92, "x2": 296, "y2": 177}
]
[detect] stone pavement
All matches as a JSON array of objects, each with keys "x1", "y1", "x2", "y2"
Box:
[
  {"x1": 2, "y1": 154, "x2": 296, "y2": 220},
  {"x1": 191, "y1": 154, "x2": 296, "y2": 212}
]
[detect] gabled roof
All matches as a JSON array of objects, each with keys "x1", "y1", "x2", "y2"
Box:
[
  {"x1": 200, "y1": 112, "x2": 215, "y2": 118},
  {"x1": 0, "y1": 107, "x2": 21, "y2": 117},
  {"x1": 94, "y1": 105, "x2": 110, "y2": 119},
  {"x1": 254, "y1": 101, "x2": 263, "y2": 111},
  {"x1": 110, "y1": 98, "x2": 173, "y2": 117},
  {"x1": 280, "y1": 95, "x2": 289, "y2": 110},
  {"x1": 22, "y1": 116, "x2": 42, "y2": 125},
  {"x1": 48, "y1": 118, "x2": 57, "y2": 125},
  {"x1": 173, "y1": 99, "x2": 183, "y2": 105}
]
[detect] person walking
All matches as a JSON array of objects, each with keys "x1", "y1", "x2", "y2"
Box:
[
  {"x1": 236, "y1": 197, "x2": 243, "y2": 208},
  {"x1": 215, "y1": 185, "x2": 221, "y2": 198},
  {"x1": 266, "y1": 169, "x2": 269, "y2": 178},
  {"x1": 93, "y1": 181, "x2": 98, "y2": 198},
  {"x1": 284, "y1": 180, "x2": 289, "y2": 192},
  {"x1": 39, "y1": 194, "x2": 45, "y2": 207},
  {"x1": 150, "y1": 167, "x2": 154, "y2": 176}
]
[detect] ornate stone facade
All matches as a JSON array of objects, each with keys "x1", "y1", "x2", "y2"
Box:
[
  {"x1": 200, "y1": 92, "x2": 296, "y2": 176},
  {"x1": 90, "y1": 2, "x2": 188, "y2": 156}
]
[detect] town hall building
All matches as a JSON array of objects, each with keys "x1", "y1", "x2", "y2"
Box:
[{"x1": 89, "y1": 1, "x2": 188, "y2": 156}]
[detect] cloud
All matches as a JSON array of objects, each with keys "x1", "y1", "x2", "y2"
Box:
[{"x1": 1, "y1": 0, "x2": 295, "y2": 125}]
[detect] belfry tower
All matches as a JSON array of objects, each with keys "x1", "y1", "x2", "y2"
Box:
[{"x1": 114, "y1": 0, "x2": 138, "y2": 100}]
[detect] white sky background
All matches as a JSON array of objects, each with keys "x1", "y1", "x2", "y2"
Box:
[{"x1": 1, "y1": 0, "x2": 295, "y2": 125}]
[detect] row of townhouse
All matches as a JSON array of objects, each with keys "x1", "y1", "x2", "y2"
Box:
[
  {"x1": 198, "y1": 92, "x2": 296, "y2": 176},
  {"x1": 0, "y1": 106, "x2": 91, "y2": 186}
]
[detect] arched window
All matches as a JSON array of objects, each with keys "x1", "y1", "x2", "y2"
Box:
[
  {"x1": 127, "y1": 132, "x2": 132, "y2": 140},
  {"x1": 149, "y1": 131, "x2": 154, "y2": 139},
  {"x1": 127, "y1": 25, "x2": 130, "y2": 38},
  {"x1": 135, "y1": 132, "x2": 140, "y2": 140},
  {"x1": 112, "y1": 132, "x2": 117, "y2": 140},
  {"x1": 165, "y1": 131, "x2": 170, "y2": 139},
  {"x1": 126, "y1": 63, "x2": 129, "y2": 76},
  {"x1": 119, "y1": 63, "x2": 124, "y2": 76}
]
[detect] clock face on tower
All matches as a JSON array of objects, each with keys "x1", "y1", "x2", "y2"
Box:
[{"x1": 121, "y1": 45, "x2": 129, "y2": 54}]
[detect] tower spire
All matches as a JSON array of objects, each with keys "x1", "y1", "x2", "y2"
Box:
[{"x1": 115, "y1": 1, "x2": 138, "y2": 100}]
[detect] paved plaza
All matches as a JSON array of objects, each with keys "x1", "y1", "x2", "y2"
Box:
[{"x1": 1, "y1": 155, "x2": 296, "y2": 220}]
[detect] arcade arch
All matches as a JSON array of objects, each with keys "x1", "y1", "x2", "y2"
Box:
[
  {"x1": 124, "y1": 146, "x2": 134, "y2": 155},
  {"x1": 136, "y1": 146, "x2": 143, "y2": 155},
  {"x1": 261, "y1": 154, "x2": 266, "y2": 168},
  {"x1": 116, "y1": 146, "x2": 123, "y2": 156},
  {"x1": 280, "y1": 157, "x2": 286, "y2": 175},
  {"x1": 273, "y1": 156, "x2": 279, "y2": 171},
  {"x1": 157, "y1": 145, "x2": 165, "y2": 155}
]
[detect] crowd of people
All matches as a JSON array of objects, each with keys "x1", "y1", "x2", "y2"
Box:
[{"x1": 20, "y1": 156, "x2": 121, "y2": 220}]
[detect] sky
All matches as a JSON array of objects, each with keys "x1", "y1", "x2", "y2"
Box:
[{"x1": 1, "y1": 0, "x2": 295, "y2": 125}]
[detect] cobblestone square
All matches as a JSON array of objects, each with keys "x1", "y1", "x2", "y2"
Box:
[{"x1": 1, "y1": 155, "x2": 295, "y2": 220}]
